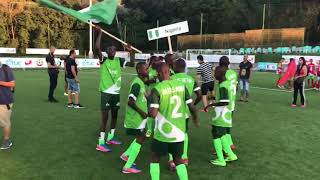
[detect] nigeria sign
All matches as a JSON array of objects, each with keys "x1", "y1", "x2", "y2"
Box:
[{"x1": 147, "y1": 21, "x2": 189, "y2": 41}]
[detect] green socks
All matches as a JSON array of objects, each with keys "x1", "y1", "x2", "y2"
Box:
[
  {"x1": 150, "y1": 163, "x2": 160, "y2": 180},
  {"x1": 98, "y1": 138, "x2": 104, "y2": 145},
  {"x1": 213, "y1": 138, "x2": 224, "y2": 162},
  {"x1": 123, "y1": 139, "x2": 136, "y2": 156},
  {"x1": 176, "y1": 164, "x2": 188, "y2": 180},
  {"x1": 221, "y1": 135, "x2": 236, "y2": 157},
  {"x1": 107, "y1": 130, "x2": 115, "y2": 141},
  {"x1": 225, "y1": 134, "x2": 234, "y2": 146},
  {"x1": 124, "y1": 142, "x2": 141, "y2": 168},
  {"x1": 182, "y1": 133, "x2": 189, "y2": 159}
]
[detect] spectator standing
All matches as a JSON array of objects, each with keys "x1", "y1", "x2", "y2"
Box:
[
  {"x1": 66, "y1": 50, "x2": 84, "y2": 109},
  {"x1": 239, "y1": 55, "x2": 253, "y2": 102},
  {"x1": 46, "y1": 46, "x2": 60, "y2": 102},
  {"x1": 196, "y1": 55, "x2": 215, "y2": 111},
  {"x1": 0, "y1": 63, "x2": 15, "y2": 150}
]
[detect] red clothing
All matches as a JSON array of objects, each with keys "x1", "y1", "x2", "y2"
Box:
[
  {"x1": 308, "y1": 63, "x2": 316, "y2": 75},
  {"x1": 317, "y1": 65, "x2": 320, "y2": 76}
]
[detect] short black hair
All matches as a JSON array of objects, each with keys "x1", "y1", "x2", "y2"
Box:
[
  {"x1": 69, "y1": 49, "x2": 76, "y2": 56},
  {"x1": 174, "y1": 58, "x2": 186, "y2": 73},
  {"x1": 156, "y1": 62, "x2": 168, "y2": 73},
  {"x1": 197, "y1": 55, "x2": 203, "y2": 61},
  {"x1": 136, "y1": 62, "x2": 146, "y2": 72},
  {"x1": 219, "y1": 56, "x2": 230, "y2": 67}
]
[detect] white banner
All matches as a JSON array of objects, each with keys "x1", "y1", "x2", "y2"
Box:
[
  {"x1": 282, "y1": 55, "x2": 320, "y2": 65},
  {"x1": 0, "y1": 48, "x2": 16, "y2": 54},
  {"x1": 26, "y1": 48, "x2": 80, "y2": 55},
  {"x1": 147, "y1": 21, "x2": 189, "y2": 41},
  {"x1": 0, "y1": 57, "x2": 100, "y2": 69},
  {"x1": 188, "y1": 54, "x2": 255, "y2": 64}
]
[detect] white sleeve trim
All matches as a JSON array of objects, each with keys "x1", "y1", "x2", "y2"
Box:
[
  {"x1": 102, "y1": 52, "x2": 108, "y2": 57},
  {"x1": 128, "y1": 94, "x2": 137, "y2": 101},
  {"x1": 150, "y1": 104, "x2": 159, "y2": 108},
  {"x1": 186, "y1": 99, "x2": 193, "y2": 104},
  {"x1": 220, "y1": 100, "x2": 230, "y2": 103},
  {"x1": 122, "y1": 61, "x2": 128, "y2": 68},
  {"x1": 194, "y1": 87, "x2": 201, "y2": 92}
]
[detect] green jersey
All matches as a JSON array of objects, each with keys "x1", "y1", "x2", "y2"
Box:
[
  {"x1": 211, "y1": 79, "x2": 236, "y2": 127},
  {"x1": 226, "y1": 69, "x2": 238, "y2": 111},
  {"x1": 99, "y1": 57, "x2": 127, "y2": 94},
  {"x1": 171, "y1": 73, "x2": 200, "y2": 117},
  {"x1": 148, "y1": 68, "x2": 158, "y2": 90},
  {"x1": 124, "y1": 77, "x2": 148, "y2": 129},
  {"x1": 150, "y1": 80, "x2": 192, "y2": 143}
]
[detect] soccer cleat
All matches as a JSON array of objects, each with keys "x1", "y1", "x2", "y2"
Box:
[
  {"x1": 301, "y1": 105, "x2": 306, "y2": 108},
  {"x1": 120, "y1": 154, "x2": 137, "y2": 166},
  {"x1": 96, "y1": 144, "x2": 111, "y2": 153},
  {"x1": 122, "y1": 166, "x2": 142, "y2": 174},
  {"x1": 107, "y1": 138, "x2": 122, "y2": 145},
  {"x1": 145, "y1": 130, "x2": 152, "y2": 138},
  {"x1": 225, "y1": 154, "x2": 238, "y2": 162},
  {"x1": 0, "y1": 139, "x2": 13, "y2": 150},
  {"x1": 210, "y1": 159, "x2": 226, "y2": 167},
  {"x1": 168, "y1": 161, "x2": 176, "y2": 172},
  {"x1": 120, "y1": 154, "x2": 129, "y2": 162},
  {"x1": 64, "y1": 92, "x2": 68, "y2": 96},
  {"x1": 182, "y1": 159, "x2": 189, "y2": 166},
  {"x1": 231, "y1": 144, "x2": 236, "y2": 151},
  {"x1": 291, "y1": 104, "x2": 297, "y2": 107},
  {"x1": 67, "y1": 103, "x2": 74, "y2": 108},
  {"x1": 74, "y1": 104, "x2": 85, "y2": 109}
]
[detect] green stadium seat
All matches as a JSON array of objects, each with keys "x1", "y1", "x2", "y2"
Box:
[
  {"x1": 312, "y1": 46, "x2": 320, "y2": 53},
  {"x1": 245, "y1": 48, "x2": 252, "y2": 54},
  {"x1": 275, "y1": 47, "x2": 282, "y2": 54},
  {"x1": 282, "y1": 47, "x2": 290, "y2": 54},
  {"x1": 267, "y1": 47, "x2": 273, "y2": 54},
  {"x1": 291, "y1": 46, "x2": 297, "y2": 53},
  {"x1": 239, "y1": 48, "x2": 245, "y2": 54},
  {"x1": 256, "y1": 47, "x2": 262, "y2": 54}
]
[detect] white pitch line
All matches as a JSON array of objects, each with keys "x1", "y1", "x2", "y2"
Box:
[{"x1": 251, "y1": 86, "x2": 315, "y2": 92}]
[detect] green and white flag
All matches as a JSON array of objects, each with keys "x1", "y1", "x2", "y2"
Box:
[{"x1": 39, "y1": 0, "x2": 117, "y2": 25}]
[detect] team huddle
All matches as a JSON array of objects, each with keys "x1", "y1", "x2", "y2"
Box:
[{"x1": 93, "y1": 27, "x2": 238, "y2": 180}]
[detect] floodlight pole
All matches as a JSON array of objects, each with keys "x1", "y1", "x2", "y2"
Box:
[
  {"x1": 156, "y1": 20, "x2": 159, "y2": 52},
  {"x1": 88, "y1": 0, "x2": 93, "y2": 58},
  {"x1": 200, "y1": 13, "x2": 203, "y2": 48},
  {"x1": 262, "y1": 4, "x2": 266, "y2": 29}
]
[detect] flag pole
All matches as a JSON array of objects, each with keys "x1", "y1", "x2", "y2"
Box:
[{"x1": 90, "y1": 23, "x2": 142, "y2": 53}]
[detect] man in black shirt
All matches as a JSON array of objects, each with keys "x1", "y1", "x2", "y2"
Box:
[
  {"x1": 66, "y1": 50, "x2": 84, "y2": 109},
  {"x1": 46, "y1": 46, "x2": 60, "y2": 102},
  {"x1": 239, "y1": 55, "x2": 253, "y2": 102}
]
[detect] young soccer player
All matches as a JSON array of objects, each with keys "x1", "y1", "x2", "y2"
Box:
[
  {"x1": 164, "y1": 54, "x2": 176, "y2": 76},
  {"x1": 94, "y1": 26, "x2": 135, "y2": 152},
  {"x1": 307, "y1": 59, "x2": 316, "y2": 88},
  {"x1": 205, "y1": 57, "x2": 238, "y2": 167},
  {"x1": 145, "y1": 56, "x2": 161, "y2": 137},
  {"x1": 120, "y1": 62, "x2": 149, "y2": 174},
  {"x1": 170, "y1": 58, "x2": 202, "y2": 166},
  {"x1": 149, "y1": 63, "x2": 199, "y2": 180}
]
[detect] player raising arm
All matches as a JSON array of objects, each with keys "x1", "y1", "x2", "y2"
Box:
[
  {"x1": 149, "y1": 63, "x2": 199, "y2": 180},
  {"x1": 94, "y1": 25, "x2": 135, "y2": 153}
]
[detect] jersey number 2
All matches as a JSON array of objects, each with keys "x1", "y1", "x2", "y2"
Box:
[{"x1": 170, "y1": 95, "x2": 182, "y2": 118}]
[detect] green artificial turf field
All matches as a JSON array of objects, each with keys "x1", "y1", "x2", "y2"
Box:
[{"x1": 0, "y1": 69, "x2": 319, "y2": 180}]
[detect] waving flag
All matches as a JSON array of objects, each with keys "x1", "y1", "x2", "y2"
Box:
[{"x1": 39, "y1": 0, "x2": 117, "y2": 25}]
